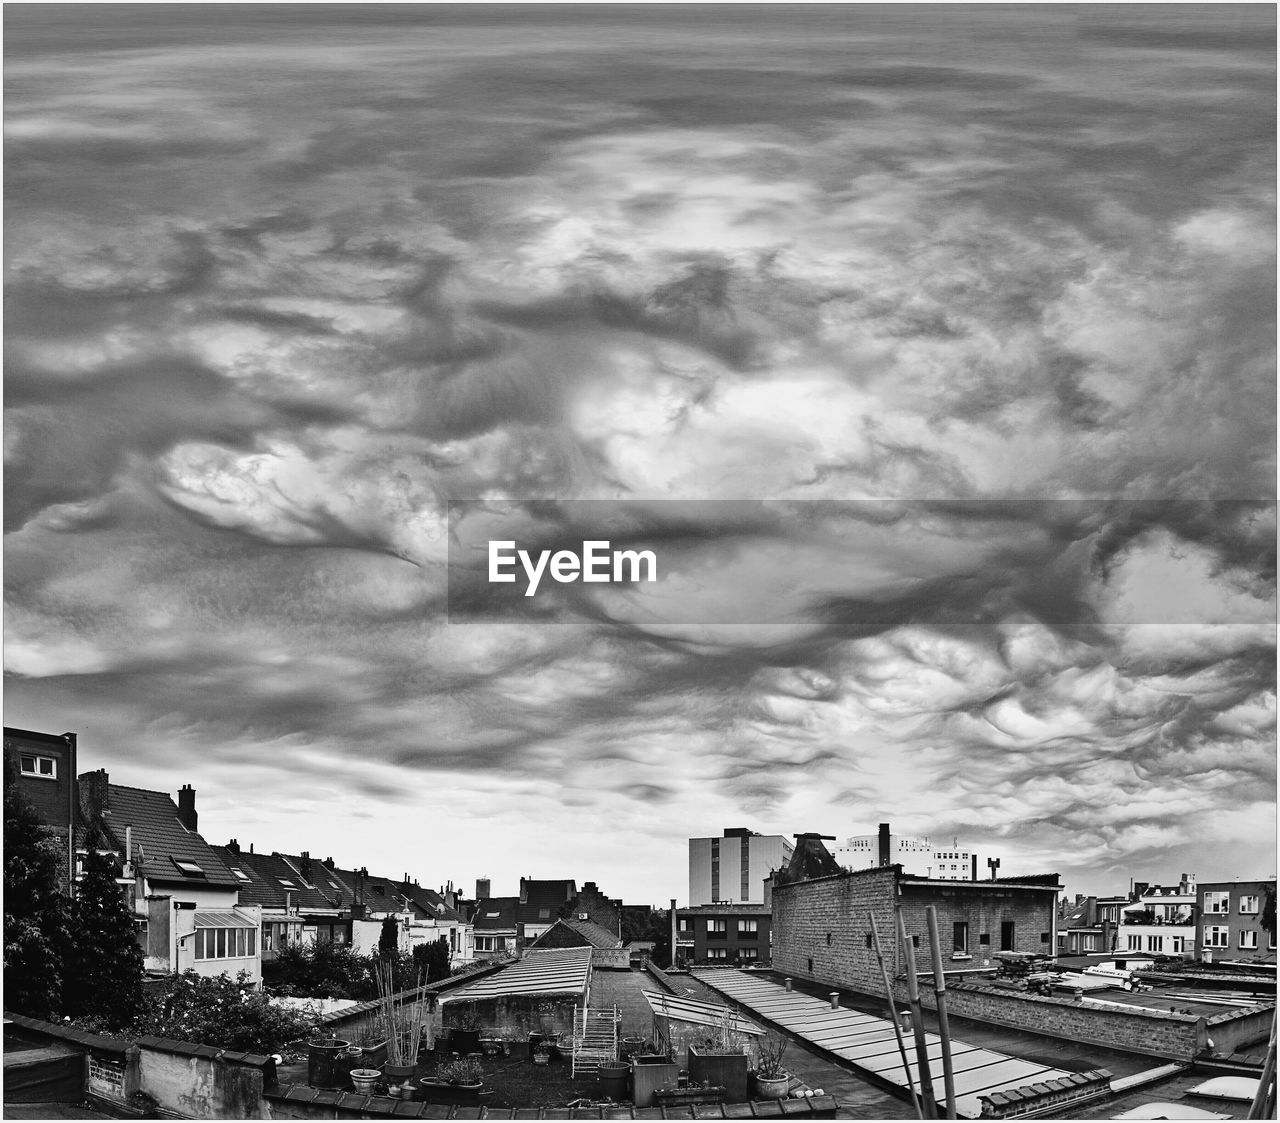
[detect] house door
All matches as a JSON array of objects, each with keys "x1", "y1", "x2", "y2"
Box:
[{"x1": 1000, "y1": 921, "x2": 1015, "y2": 950}]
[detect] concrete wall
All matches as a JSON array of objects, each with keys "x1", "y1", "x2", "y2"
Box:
[
  {"x1": 136, "y1": 1044, "x2": 272, "y2": 1119},
  {"x1": 1205, "y1": 1003, "x2": 1277, "y2": 1055}
]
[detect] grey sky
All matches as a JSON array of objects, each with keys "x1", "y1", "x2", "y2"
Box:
[{"x1": 4, "y1": 4, "x2": 1275, "y2": 903}]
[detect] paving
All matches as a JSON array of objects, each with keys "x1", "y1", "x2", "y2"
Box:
[{"x1": 694, "y1": 968, "x2": 1075, "y2": 1119}]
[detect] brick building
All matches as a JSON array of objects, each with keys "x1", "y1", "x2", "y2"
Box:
[
  {"x1": 4, "y1": 726, "x2": 80, "y2": 897},
  {"x1": 771, "y1": 865, "x2": 1060, "y2": 995},
  {"x1": 673, "y1": 903, "x2": 772, "y2": 967},
  {"x1": 1197, "y1": 879, "x2": 1277, "y2": 963}
]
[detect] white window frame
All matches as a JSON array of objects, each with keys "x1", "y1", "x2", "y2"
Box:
[
  {"x1": 706, "y1": 947, "x2": 728, "y2": 960},
  {"x1": 1239, "y1": 895, "x2": 1260, "y2": 915},
  {"x1": 737, "y1": 919, "x2": 758, "y2": 936},
  {"x1": 707, "y1": 919, "x2": 727, "y2": 934},
  {"x1": 1240, "y1": 930, "x2": 1259, "y2": 950},
  {"x1": 194, "y1": 926, "x2": 257, "y2": 960},
  {"x1": 19, "y1": 754, "x2": 57, "y2": 780},
  {"x1": 1204, "y1": 892, "x2": 1230, "y2": 915},
  {"x1": 1204, "y1": 925, "x2": 1229, "y2": 949}
]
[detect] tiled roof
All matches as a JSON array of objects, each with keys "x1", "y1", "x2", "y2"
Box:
[
  {"x1": 473, "y1": 897, "x2": 518, "y2": 930},
  {"x1": 402, "y1": 884, "x2": 465, "y2": 925},
  {"x1": 221, "y1": 848, "x2": 347, "y2": 913},
  {"x1": 528, "y1": 917, "x2": 623, "y2": 950},
  {"x1": 105, "y1": 785, "x2": 239, "y2": 889},
  {"x1": 516, "y1": 878, "x2": 577, "y2": 923}
]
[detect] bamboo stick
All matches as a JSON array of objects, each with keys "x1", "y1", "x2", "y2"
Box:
[
  {"x1": 870, "y1": 911, "x2": 923, "y2": 1118},
  {"x1": 924, "y1": 906, "x2": 957, "y2": 1120},
  {"x1": 1245, "y1": 1008, "x2": 1276, "y2": 1120},
  {"x1": 897, "y1": 908, "x2": 938, "y2": 1119}
]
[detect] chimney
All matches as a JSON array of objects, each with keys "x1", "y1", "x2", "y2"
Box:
[
  {"x1": 519, "y1": 878, "x2": 529, "y2": 904},
  {"x1": 79, "y1": 768, "x2": 110, "y2": 820},
  {"x1": 878, "y1": 823, "x2": 891, "y2": 867},
  {"x1": 323, "y1": 856, "x2": 335, "y2": 870},
  {"x1": 1086, "y1": 898, "x2": 1098, "y2": 927},
  {"x1": 972, "y1": 854, "x2": 978, "y2": 881},
  {"x1": 177, "y1": 785, "x2": 197, "y2": 832},
  {"x1": 249, "y1": 842, "x2": 254, "y2": 854},
  {"x1": 227, "y1": 838, "x2": 240, "y2": 854},
  {"x1": 476, "y1": 877, "x2": 491, "y2": 901},
  {"x1": 299, "y1": 851, "x2": 312, "y2": 880}
]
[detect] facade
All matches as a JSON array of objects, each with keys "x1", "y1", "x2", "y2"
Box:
[
  {"x1": 673, "y1": 903, "x2": 772, "y2": 967},
  {"x1": 516, "y1": 878, "x2": 578, "y2": 942},
  {"x1": 4, "y1": 726, "x2": 80, "y2": 897},
  {"x1": 1116, "y1": 874, "x2": 1197, "y2": 959},
  {"x1": 472, "y1": 896, "x2": 519, "y2": 959},
  {"x1": 1196, "y1": 880, "x2": 1277, "y2": 963},
  {"x1": 689, "y1": 827, "x2": 794, "y2": 905},
  {"x1": 771, "y1": 864, "x2": 1060, "y2": 995},
  {"x1": 1057, "y1": 894, "x2": 1130, "y2": 956},
  {"x1": 833, "y1": 822, "x2": 979, "y2": 881}
]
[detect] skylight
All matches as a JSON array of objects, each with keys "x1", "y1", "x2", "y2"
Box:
[
  {"x1": 230, "y1": 868, "x2": 251, "y2": 882},
  {"x1": 279, "y1": 879, "x2": 297, "y2": 889},
  {"x1": 173, "y1": 859, "x2": 206, "y2": 878}
]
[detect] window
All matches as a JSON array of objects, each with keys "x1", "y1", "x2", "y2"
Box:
[
  {"x1": 1170, "y1": 936, "x2": 1185, "y2": 954},
  {"x1": 172, "y1": 859, "x2": 206, "y2": 878},
  {"x1": 194, "y1": 926, "x2": 256, "y2": 960},
  {"x1": 1205, "y1": 892, "x2": 1230, "y2": 914},
  {"x1": 706, "y1": 948, "x2": 728, "y2": 960},
  {"x1": 1147, "y1": 935, "x2": 1163, "y2": 952},
  {"x1": 1240, "y1": 931, "x2": 1259, "y2": 950},
  {"x1": 1000, "y1": 921, "x2": 1015, "y2": 951},
  {"x1": 18, "y1": 754, "x2": 56, "y2": 779},
  {"x1": 679, "y1": 917, "x2": 694, "y2": 933},
  {"x1": 978, "y1": 933, "x2": 990, "y2": 945},
  {"x1": 738, "y1": 919, "x2": 758, "y2": 937},
  {"x1": 1204, "y1": 926, "x2": 1229, "y2": 948},
  {"x1": 279, "y1": 879, "x2": 297, "y2": 889},
  {"x1": 1128, "y1": 934, "x2": 1142, "y2": 950},
  {"x1": 1040, "y1": 932, "x2": 1050, "y2": 944},
  {"x1": 538, "y1": 908, "x2": 550, "y2": 919},
  {"x1": 230, "y1": 867, "x2": 251, "y2": 882},
  {"x1": 475, "y1": 936, "x2": 498, "y2": 952},
  {"x1": 1240, "y1": 895, "x2": 1260, "y2": 915},
  {"x1": 953, "y1": 921, "x2": 969, "y2": 953},
  {"x1": 740, "y1": 947, "x2": 759, "y2": 960},
  {"x1": 707, "y1": 919, "x2": 727, "y2": 937}
]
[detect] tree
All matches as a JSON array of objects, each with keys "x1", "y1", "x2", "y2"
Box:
[
  {"x1": 3, "y1": 758, "x2": 70, "y2": 1018},
  {"x1": 412, "y1": 935, "x2": 451, "y2": 983},
  {"x1": 147, "y1": 970, "x2": 321, "y2": 1053},
  {"x1": 379, "y1": 915, "x2": 400, "y2": 958},
  {"x1": 62, "y1": 850, "x2": 145, "y2": 1028}
]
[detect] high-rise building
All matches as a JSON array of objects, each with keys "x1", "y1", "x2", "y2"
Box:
[
  {"x1": 833, "y1": 822, "x2": 980, "y2": 880},
  {"x1": 688, "y1": 827, "x2": 794, "y2": 905}
]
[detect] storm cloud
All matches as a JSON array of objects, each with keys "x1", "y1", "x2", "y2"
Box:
[{"x1": 4, "y1": 5, "x2": 1274, "y2": 900}]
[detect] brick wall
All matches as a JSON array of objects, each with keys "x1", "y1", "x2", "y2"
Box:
[
  {"x1": 771, "y1": 869, "x2": 899, "y2": 992},
  {"x1": 898, "y1": 882, "x2": 1057, "y2": 971}
]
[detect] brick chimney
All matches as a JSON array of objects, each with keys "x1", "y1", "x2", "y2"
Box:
[
  {"x1": 227, "y1": 838, "x2": 240, "y2": 854},
  {"x1": 476, "y1": 877, "x2": 491, "y2": 901},
  {"x1": 878, "y1": 823, "x2": 891, "y2": 867},
  {"x1": 299, "y1": 851, "x2": 312, "y2": 881},
  {"x1": 176, "y1": 785, "x2": 197, "y2": 832},
  {"x1": 78, "y1": 768, "x2": 110, "y2": 821}
]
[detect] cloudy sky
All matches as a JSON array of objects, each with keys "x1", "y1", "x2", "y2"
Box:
[{"x1": 5, "y1": 4, "x2": 1275, "y2": 905}]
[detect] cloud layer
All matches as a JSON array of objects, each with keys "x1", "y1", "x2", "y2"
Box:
[{"x1": 4, "y1": 6, "x2": 1275, "y2": 901}]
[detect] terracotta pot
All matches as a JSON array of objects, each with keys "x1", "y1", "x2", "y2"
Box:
[
  {"x1": 350, "y1": 1068, "x2": 382, "y2": 1095},
  {"x1": 756, "y1": 1072, "x2": 790, "y2": 1100}
]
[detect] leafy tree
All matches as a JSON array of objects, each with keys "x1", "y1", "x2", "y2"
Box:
[
  {"x1": 1262, "y1": 886, "x2": 1276, "y2": 945},
  {"x1": 413, "y1": 935, "x2": 451, "y2": 983},
  {"x1": 63, "y1": 850, "x2": 145, "y2": 1028},
  {"x1": 379, "y1": 916, "x2": 400, "y2": 958},
  {"x1": 265, "y1": 939, "x2": 378, "y2": 1000},
  {"x1": 3, "y1": 759, "x2": 71, "y2": 1018}
]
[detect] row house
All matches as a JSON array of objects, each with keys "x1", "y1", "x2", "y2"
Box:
[
  {"x1": 1198, "y1": 880, "x2": 1277, "y2": 963},
  {"x1": 673, "y1": 902, "x2": 772, "y2": 967},
  {"x1": 1056, "y1": 893, "x2": 1130, "y2": 956},
  {"x1": 1115, "y1": 874, "x2": 1197, "y2": 958}
]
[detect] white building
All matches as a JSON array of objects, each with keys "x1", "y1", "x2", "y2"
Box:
[
  {"x1": 1116, "y1": 874, "x2": 1198, "y2": 958},
  {"x1": 689, "y1": 828, "x2": 794, "y2": 905},
  {"x1": 834, "y1": 824, "x2": 979, "y2": 881}
]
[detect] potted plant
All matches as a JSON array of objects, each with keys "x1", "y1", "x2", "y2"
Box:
[
  {"x1": 532, "y1": 1042, "x2": 553, "y2": 1066},
  {"x1": 305, "y1": 1037, "x2": 351, "y2": 1090},
  {"x1": 449, "y1": 1008, "x2": 483, "y2": 1055},
  {"x1": 349, "y1": 1067, "x2": 382, "y2": 1095},
  {"x1": 654, "y1": 1081, "x2": 727, "y2": 1108},
  {"x1": 373, "y1": 958, "x2": 428, "y2": 1088},
  {"x1": 631, "y1": 1052, "x2": 679, "y2": 1107},
  {"x1": 753, "y1": 1031, "x2": 790, "y2": 1100},
  {"x1": 439, "y1": 1057, "x2": 484, "y2": 1103},
  {"x1": 689, "y1": 1011, "x2": 750, "y2": 1102}
]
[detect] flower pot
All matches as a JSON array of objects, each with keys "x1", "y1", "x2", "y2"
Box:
[
  {"x1": 451, "y1": 1028, "x2": 482, "y2": 1055},
  {"x1": 631, "y1": 1056, "x2": 679, "y2": 1107},
  {"x1": 598, "y1": 1061, "x2": 630, "y2": 1101},
  {"x1": 383, "y1": 1062, "x2": 416, "y2": 1087},
  {"x1": 756, "y1": 1072, "x2": 790, "y2": 1100},
  {"x1": 532, "y1": 1050, "x2": 551, "y2": 1066},
  {"x1": 357, "y1": 1040, "x2": 390, "y2": 1068},
  {"x1": 306, "y1": 1038, "x2": 351, "y2": 1090},
  {"x1": 689, "y1": 1045, "x2": 749, "y2": 1103},
  {"x1": 350, "y1": 1068, "x2": 382, "y2": 1095}
]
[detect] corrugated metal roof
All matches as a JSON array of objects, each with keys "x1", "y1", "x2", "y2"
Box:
[
  {"x1": 642, "y1": 990, "x2": 763, "y2": 1035},
  {"x1": 442, "y1": 947, "x2": 592, "y2": 1003},
  {"x1": 194, "y1": 909, "x2": 259, "y2": 928}
]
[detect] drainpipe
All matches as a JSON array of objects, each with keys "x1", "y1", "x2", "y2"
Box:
[{"x1": 670, "y1": 899, "x2": 677, "y2": 968}]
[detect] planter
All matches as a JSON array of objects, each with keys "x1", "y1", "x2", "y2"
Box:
[
  {"x1": 598, "y1": 1061, "x2": 630, "y2": 1101},
  {"x1": 532, "y1": 1050, "x2": 551, "y2": 1066},
  {"x1": 631, "y1": 1056, "x2": 679, "y2": 1108},
  {"x1": 350, "y1": 1068, "x2": 382, "y2": 1095},
  {"x1": 355, "y1": 1040, "x2": 390, "y2": 1069},
  {"x1": 689, "y1": 1045, "x2": 750, "y2": 1103},
  {"x1": 382, "y1": 1062, "x2": 416, "y2": 1087},
  {"x1": 654, "y1": 1085, "x2": 726, "y2": 1108},
  {"x1": 306, "y1": 1038, "x2": 351, "y2": 1090},
  {"x1": 756, "y1": 1072, "x2": 791, "y2": 1100},
  {"x1": 450, "y1": 1028, "x2": 482, "y2": 1055},
  {"x1": 620, "y1": 1036, "x2": 646, "y2": 1061},
  {"x1": 418, "y1": 1077, "x2": 484, "y2": 1106}
]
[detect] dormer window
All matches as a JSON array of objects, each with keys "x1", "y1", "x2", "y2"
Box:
[{"x1": 172, "y1": 858, "x2": 206, "y2": 878}]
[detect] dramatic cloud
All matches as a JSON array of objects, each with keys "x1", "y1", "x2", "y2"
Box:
[{"x1": 4, "y1": 6, "x2": 1275, "y2": 902}]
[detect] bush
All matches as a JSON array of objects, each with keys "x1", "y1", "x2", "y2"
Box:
[{"x1": 144, "y1": 971, "x2": 321, "y2": 1053}]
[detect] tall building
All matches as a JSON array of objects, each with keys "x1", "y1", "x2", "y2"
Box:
[
  {"x1": 834, "y1": 822, "x2": 980, "y2": 881},
  {"x1": 688, "y1": 827, "x2": 793, "y2": 905}
]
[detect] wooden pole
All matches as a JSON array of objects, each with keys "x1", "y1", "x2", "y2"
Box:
[
  {"x1": 1246, "y1": 1009, "x2": 1276, "y2": 1120},
  {"x1": 925, "y1": 906, "x2": 958, "y2": 1120},
  {"x1": 897, "y1": 908, "x2": 938, "y2": 1119},
  {"x1": 870, "y1": 912, "x2": 922, "y2": 1118}
]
